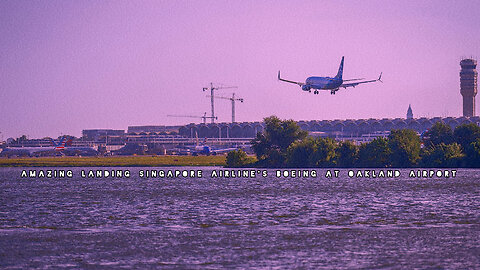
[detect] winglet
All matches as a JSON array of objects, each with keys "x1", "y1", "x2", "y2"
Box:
[
  {"x1": 378, "y1": 72, "x2": 383, "y2": 83},
  {"x1": 278, "y1": 71, "x2": 281, "y2": 80}
]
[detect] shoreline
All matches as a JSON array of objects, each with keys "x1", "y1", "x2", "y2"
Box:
[{"x1": 0, "y1": 155, "x2": 227, "y2": 167}]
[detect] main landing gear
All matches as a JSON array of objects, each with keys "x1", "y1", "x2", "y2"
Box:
[
  {"x1": 330, "y1": 90, "x2": 336, "y2": 95},
  {"x1": 313, "y1": 90, "x2": 319, "y2": 95}
]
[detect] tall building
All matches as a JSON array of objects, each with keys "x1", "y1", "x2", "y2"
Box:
[
  {"x1": 460, "y1": 58, "x2": 477, "y2": 117},
  {"x1": 82, "y1": 129, "x2": 125, "y2": 141},
  {"x1": 407, "y1": 104, "x2": 413, "y2": 119}
]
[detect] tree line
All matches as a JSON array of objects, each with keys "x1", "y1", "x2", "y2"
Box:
[{"x1": 227, "y1": 116, "x2": 480, "y2": 168}]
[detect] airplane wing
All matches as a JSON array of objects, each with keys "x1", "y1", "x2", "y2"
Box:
[
  {"x1": 31, "y1": 148, "x2": 57, "y2": 154},
  {"x1": 211, "y1": 147, "x2": 240, "y2": 154},
  {"x1": 278, "y1": 71, "x2": 305, "y2": 86},
  {"x1": 340, "y1": 73, "x2": 382, "y2": 89}
]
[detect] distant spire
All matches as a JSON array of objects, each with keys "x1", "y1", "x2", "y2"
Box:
[{"x1": 407, "y1": 104, "x2": 413, "y2": 119}]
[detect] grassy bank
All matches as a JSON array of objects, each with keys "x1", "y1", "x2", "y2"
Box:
[{"x1": 0, "y1": 155, "x2": 227, "y2": 167}]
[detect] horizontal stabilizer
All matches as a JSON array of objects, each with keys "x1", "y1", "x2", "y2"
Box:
[{"x1": 343, "y1": 78, "x2": 365, "y2": 82}]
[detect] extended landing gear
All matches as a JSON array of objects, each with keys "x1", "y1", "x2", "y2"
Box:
[
  {"x1": 314, "y1": 90, "x2": 319, "y2": 95},
  {"x1": 330, "y1": 90, "x2": 336, "y2": 95}
]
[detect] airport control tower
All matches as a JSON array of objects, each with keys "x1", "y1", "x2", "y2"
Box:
[{"x1": 460, "y1": 58, "x2": 477, "y2": 117}]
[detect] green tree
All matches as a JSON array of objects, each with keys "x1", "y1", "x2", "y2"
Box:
[
  {"x1": 388, "y1": 129, "x2": 421, "y2": 167},
  {"x1": 463, "y1": 139, "x2": 480, "y2": 168},
  {"x1": 454, "y1": 123, "x2": 480, "y2": 149},
  {"x1": 14, "y1": 135, "x2": 28, "y2": 144},
  {"x1": 226, "y1": 149, "x2": 253, "y2": 168},
  {"x1": 286, "y1": 137, "x2": 317, "y2": 167},
  {"x1": 252, "y1": 116, "x2": 308, "y2": 167},
  {"x1": 420, "y1": 143, "x2": 465, "y2": 168},
  {"x1": 286, "y1": 137, "x2": 338, "y2": 167},
  {"x1": 309, "y1": 137, "x2": 338, "y2": 167},
  {"x1": 58, "y1": 135, "x2": 77, "y2": 140},
  {"x1": 358, "y1": 137, "x2": 391, "y2": 168},
  {"x1": 424, "y1": 122, "x2": 454, "y2": 147},
  {"x1": 336, "y1": 140, "x2": 359, "y2": 167}
]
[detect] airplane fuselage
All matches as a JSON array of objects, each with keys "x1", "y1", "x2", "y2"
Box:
[
  {"x1": 194, "y1": 145, "x2": 211, "y2": 155},
  {"x1": 303, "y1": 77, "x2": 343, "y2": 91},
  {"x1": 1, "y1": 146, "x2": 62, "y2": 157},
  {"x1": 190, "y1": 144, "x2": 238, "y2": 156},
  {"x1": 63, "y1": 146, "x2": 98, "y2": 156}
]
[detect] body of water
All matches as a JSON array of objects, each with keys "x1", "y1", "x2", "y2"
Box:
[{"x1": 0, "y1": 168, "x2": 479, "y2": 269}]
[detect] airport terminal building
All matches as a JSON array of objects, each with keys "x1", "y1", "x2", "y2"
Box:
[
  {"x1": 30, "y1": 116, "x2": 480, "y2": 147},
  {"x1": 177, "y1": 116, "x2": 480, "y2": 140}
]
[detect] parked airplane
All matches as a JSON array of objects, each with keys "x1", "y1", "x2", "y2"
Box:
[
  {"x1": 176, "y1": 137, "x2": 240, "y2": 156},
  {"x1": 62, "y1": 138, "x2": 98, "y2": 156},
  {"x1": 1, "y1": 138, "x2": 67, "y2": 157},
  {"x1": 192, "y1": 144, "x2": 239, "y2": 156},
  {"x1": 278, "y1": 56, "x2": 382, "y2": 95}
]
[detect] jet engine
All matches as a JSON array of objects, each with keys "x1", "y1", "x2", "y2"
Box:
[{"x1": 302, "y1": 85, "x2": 311, "y2": 91}]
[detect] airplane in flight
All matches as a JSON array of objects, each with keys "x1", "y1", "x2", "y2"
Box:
[{"x1": 278, "y1": 56, "x2": 382, "y2": 95}]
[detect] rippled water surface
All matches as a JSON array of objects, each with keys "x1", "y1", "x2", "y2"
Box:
[{"x1": 1, "y1": 168, "x2": 479, "y2": 269}]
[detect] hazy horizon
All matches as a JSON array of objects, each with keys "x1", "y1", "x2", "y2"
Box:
[{"x1": 1, "y1": 0, "x2": 480, "y2": 139}]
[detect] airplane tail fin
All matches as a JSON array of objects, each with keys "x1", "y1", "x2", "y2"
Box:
[
  {"x1": 54, "y1": 138, "x2": 66, "y2": 151},
  {"x1": 51, "y1": 138, "x2": 65, "y2": 147},
  {"x1": 335, "y1": 56, "x2": 344, "y2": 80},
  {"x1": 66, "y1": 138, "x2": 73, "y2": 146}
]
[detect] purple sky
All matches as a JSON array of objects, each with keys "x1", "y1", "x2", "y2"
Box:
[{"x1": 1, "y1": 0, "x2": 480, "y2": 139}]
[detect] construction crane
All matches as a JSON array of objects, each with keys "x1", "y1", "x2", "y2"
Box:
[
  {"x1": 167, "y1": 113, "x2": 217, "y2": 124},
  {"x1": 202, "y1": 83, "x2": 237, "y2": 123},
  {"x1": 207, "y1": 93, "x2": 244, "y2": 123}
]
